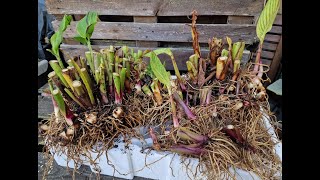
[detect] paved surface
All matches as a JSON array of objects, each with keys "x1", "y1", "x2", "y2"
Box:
[{"x1": 38, "y1": 152, "x2": 151, "y2": 180}]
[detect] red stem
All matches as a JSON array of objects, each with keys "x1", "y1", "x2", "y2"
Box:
[{"x1": 253, "y1": 43, "x2": 262, "y2": 72}]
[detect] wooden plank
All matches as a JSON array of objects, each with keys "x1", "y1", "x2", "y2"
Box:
[
  {"x1": 269, "y1": 26, "x2": 282, "y2": 35},
  {"x1": 134, "y1": 16, "x2": 159, "y2": 47},
  {"x1": 51, "y1": 14, "x2": 64, "y2": 21},
  {"x1": 53, "y1": 21, "x2": 256, "y2": 44},
  {"x1": 62, "y1": 38, "x2": 80, "y2": 45},
  {"x1": 60, "y1": 44, "x2": 251, "y2": 71},
  {"x1": 273, "y1": 15, "x2": 282, "y2": 26},
  {"x1": 134, "y1": 16, "x2": 158, "y2": 23},
  {"x1": 262, "y1": 43, "x2": 278, "y2": 51},
  {"x1": 250, "y1": 58, "x2": 272, "y2": 66},
  {"x1": 157, "y1": 0, "x2": 264, "y2": 16},
  {"x1": 91, "y1": 40, "x2": 137, "y2": 47},
  {"x1": 253, "y1": 50, "x2": 275, "y2": 60},
  {"x1": 46, "y1": 0, "x2": 161, "y2": 16},
  {"x1": 73, "y1": 14, "x2": 85, "y2": 21},
  {"x1": 46, "y1": 0, "x2": 263, "y2": 17},
  {"x1": 227, "y1": 16, "x2": 254, "y2": 24},
  {"x1": 265, "y1": 34, "x2": 281, "y2": 43},
  {"x1": 267, "y1": 36, "x2": 282, "y2": 83}
]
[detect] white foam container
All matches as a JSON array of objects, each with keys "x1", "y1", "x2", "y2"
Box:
[{"x1": 51, "y1": 114, "x2": 282, "y2": 179}]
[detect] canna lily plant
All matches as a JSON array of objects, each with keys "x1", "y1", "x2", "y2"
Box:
[{"x1": 47, "y1": 14, "x2": 72, "y2": 68}]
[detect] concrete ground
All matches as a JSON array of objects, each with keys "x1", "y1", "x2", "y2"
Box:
[{"x1": 38, "y1": 152, "x2": 151, "y2": 180}]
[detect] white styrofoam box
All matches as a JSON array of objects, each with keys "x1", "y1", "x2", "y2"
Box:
[
  {"x1": 88, "y1": 141, "x2": 134, "y2": 179},
  {"x1": 49, "y1": 113, "x2": 281, "y2": 180},
  {"x1": 129, "y1": 138, "x2": 170, "y2": 180},
  {"x1": 164, "y1": 153, "x2": 206, "y2": 180},
  {"x1": 50, "y1": 148, "x2": 80, "y2": 169},
  {"x1": 127, "y1": 114, "x2": 282, "y2": 180}
]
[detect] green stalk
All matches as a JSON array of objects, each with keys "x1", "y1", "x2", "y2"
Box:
[
  {"x1": 120, "y1": 68, "x2": 127, "y2": 94},
  {"x1": 115, "y1": 56, "x2": 119, "y2": 74},
  {"x1": 99, "y1": 64, "x2": 108, "y2": 104},
  {"x1": 48, "y1": 71, "x2": 62, "y2": 90},
  {"x1": 233, "y1": 60, "x2": 240, "y2": 74},
  {"x1": 95, "y1": 70, "x2": 100, "y2": 84},
  {"x1": 150, "y1": 80, "x2": 163, "y2": 105},
  {"x1": 67, "y1": 59, "x2": 74, "y2": 67},
  {"x1": 52, "y1": 88, "x2": 74, "y2": 126},
  {"x1": 113, "y1": 73, "x2": 121, "y2": 104},
  {"x1": 67, "y1": 66, "x2": 80, "y2": 80},
  {"x1": 48, "y1": 79, "x2": 60, "y2": 119},
  {"x1": 142, "y1": 84, "x2": 152, "y2": 96},
  {"x1": 125, "y1": 60, "x2": 131, "y2": 78},
  {"x1": 169, "y1": 89, "x2": 179, "y2": 128},
  {"x1": 80, "y1": 56, "x2": 88, "y2": 70},
  {"x1": 64, "y1": 88, "x2": 85, "y2": 108},
  {"x1": 62, "y1": 69, "x2": 75, "y2": 91},
  {"x1": 169, "y1": 54, "x2": 185, "y2": 91},
  {"x1": 71, "y1": 59, "x2": 96, "y2": 105},
  {"x1": 87, "y1": 40, "x2": 95, "y2": 72},
  {"x1": 85, "y1": 51, "x2": 95, "y2": 75},
  {"x1": 56, "y1": 53, "x2": 65, "y2": 69},
  {"x1": 122, "y1": 46, "x2": 129, "y2": 58},
  {"x1": 72, "y1": 80, "x2": 92, "y2": 107},
  {"x1": 189, "y1": 54, "x2": 198, "y2": 72},
  {"x1": 106, "y1": 47, "x2": 115, "y2": 95},
  {"x1": 49, "y1": 60, "x2": 69, "y2": 87},
  {"x1": 93, "y1": 52, "x2": 102, "y2": 84},
  {"x1": 107, "y1": 46, "x2": 115, "y2": 72},
  {"x1": 81, "y1": 68, "x2": 93, "y2": 87},
  {"x1": 137, "y1": 50, "x2": 143, "y2": 59}
]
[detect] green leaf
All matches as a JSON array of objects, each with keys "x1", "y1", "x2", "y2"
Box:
[
  {"x1": 74, "y1": 35, "x2": 88, "y2": 45},
  {"x1": 49, "y1": 15, "x2": 72, "y2": 57},
  {"x1": 256, "y1": 0, "x2": 280, "y2": 42},
  {"x1": 145, "y1": 64, "x2": 155, "y2": 79},
  {"x1": 76, "y1": 11, "x2": 98, "y2": 39},
  {"x1": 145, "y1": 48, "x2": 181, "y2": 80},
  {"x1": 145, "y1": 48, "x2": 173, "y2": 58},
  {"x1": 221, "y1": 49, "x2": 229, "y2": 57},
  {"x1": 232, "y1": 42, "x2": 245, "y2": 61},
  {"x1": 59, "y1": 15, "x2": 72, "y2": 32},
  {"x1": 50, "y1": 32, "x2": 62, "y2": 56},
  {"x1": 148, "y1": 52, "x2": 171, "y2": 88}
]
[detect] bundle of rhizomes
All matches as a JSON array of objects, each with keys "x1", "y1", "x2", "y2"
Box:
[
  {"x1": 39, "y1": 10, "x2": 281, "y2": 180},
  {"x1": 122, "y1": 11, "x2": 281, "y2": 180},
  {"x1": 39, "y1": 45, "x2": 157, "y2": 179}
]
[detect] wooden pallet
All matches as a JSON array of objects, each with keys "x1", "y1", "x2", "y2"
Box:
[{"x1": 46, "y1": 0, "x2": 268, "y2": 71}]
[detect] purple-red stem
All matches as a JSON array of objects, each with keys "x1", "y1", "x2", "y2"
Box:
[
  {"x1": 253, "y1": 43, "x2": 262, "y2": 72},
  {"x1": 173, "y1": 92, "x2": 196, "y2": 120}
]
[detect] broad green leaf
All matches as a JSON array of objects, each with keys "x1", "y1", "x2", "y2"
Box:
[
  {"x1": 50, "y1": 32, "x2": 62, "y2": 56},
  {"x1": 145, "y1": 48, "x2": 173, "y2": 58},
  {"x1": 148, "y1": 52, "x2": 171, "y2": 88},
  {"x1": 76, "y1": 11, "x2": 98, "y2": 39},
  {"x1": 74, "y1": 35, "x2": 88, "y2": 45},
  {"x1": 145, "y1": 64, "x2": 155, "y2": 79},
  {"x1": 49, "y1": 15, "x2": 72, "y2": 57},
  {"x1": 221, "y1": 49, "x2": 229, "y2": 57},
  {"x1": 59, "y1": 15, "x2": 72, "y2": 32},
  {"x1": 145, "y1": 48, "x2": 181, "y2": 80},
  {"x1": 256, "y1": 0, "x2": 280, "y2": 42}
]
